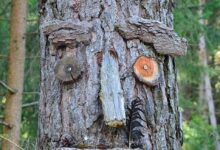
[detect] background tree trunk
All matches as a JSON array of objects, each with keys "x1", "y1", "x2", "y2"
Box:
[
  {"x1": 38, "y1": 0, "x2": 186, "y2": 149},
  {"x1": 2, "y1": 0, "x2": 27, "y2": 149},
  {"x1": 198, "y1": 0, "x2": 220, "y2": 149}
]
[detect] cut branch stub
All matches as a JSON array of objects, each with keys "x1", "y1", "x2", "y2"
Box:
[
  {"x1": 116, "y1": 16, "x2": 187, "y2": 56},
  {"x1": 100, "y1": 50, "x2": 126, "y2": 127},
  {"x1": 54, "y1": 56, "x2": 82, "y2": 82},
  {"x1": 133, "y1": 56, "x2": 159, "y2": 86}
]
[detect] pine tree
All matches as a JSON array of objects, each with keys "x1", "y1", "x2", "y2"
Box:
[
  {"x1": 38, "y1": 1, "x2": 186, "y2": 149},
  {"x1": 2, "y1": 0, "x2": 27, "y2": 149}
]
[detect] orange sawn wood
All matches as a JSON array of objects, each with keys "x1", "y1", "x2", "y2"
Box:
[{"x1": 133, "y1": 56, "x2": 159, "y2": 86}]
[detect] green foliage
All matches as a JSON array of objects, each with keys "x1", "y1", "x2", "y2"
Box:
[
  {"x1": 0, "y1": 0, "x2": 10, "y2": 87},
  {"x1": 174, "y1": 0, "x2": 220, "y2": 149},
  {"x1": 204, "y1": 0, "x2": 220, "y2": 20},
  {"x1": 174, "y1": 0, "x2": 202, "y2": 84},
  {"x1": 0, "y1": 0, "x2": 11, "y2": 140},
  {"x1": 20, "y1": 138, "x2": 37, "y2": 150},
  {"x1": 21, "y1": 0, "x2": 39, "y2": 140},
  {"x1": 183, "y1": 116, "x2": 216, "y2": 150}
]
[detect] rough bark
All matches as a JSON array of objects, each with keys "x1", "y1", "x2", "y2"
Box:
[
  {"x1": 38, "y1": 0, "x2": 185, "y2": 149},
  {"x1": 2, "y1": 0, "x2": 27, "y2": 149},
  {"x1": 198, "y1": 0, "x2": 220, "y2": 149}
]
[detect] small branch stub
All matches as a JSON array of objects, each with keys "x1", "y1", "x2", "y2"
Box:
[
  {"x1": 0, "y1": 121, "x2": 12, "y2": 129},
  {"x1": 54, "y1": 56, "x2": 82, "y2": 82},
  {"x1": 133, "y1": 56, "x2": 159, "y2": 86},
  {"x1": 0, "y1": 80, "x2": 18, "y2": 94}
]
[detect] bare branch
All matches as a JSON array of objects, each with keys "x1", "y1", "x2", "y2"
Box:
[
  {"x1": 0, "y1": 18, "x2": 38, "y2": 22},
  {"x1": 0, "y1": 135, "x2": 24, "y2": 150},
  {"x1": 0, "y1": 121, "x2": 12, "y2": 129},
  {"x1": 0, "y1": 101, "x2": 39, "y2": 109},
  {"x1": 22, "y1": 101, "x2": 38, "y2": 108},
  {"x1": 0, "y1": 55, "x2": 7, "y2": 59},
  {"x1": 23, "y1": 92, "x2": 39, "y2": 95},
  {"x1": 0, "y1": 80, "x2": 17, "y2": 94},
  {"x1": 0, "y1": 55, "x2": 40, "y2": 59}
]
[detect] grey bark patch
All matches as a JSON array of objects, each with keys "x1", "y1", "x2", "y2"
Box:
[
  {"x1": 41, "y1": 20, "x2": 92, "y2": 35},
  {"x1": 100, "y1": 51, "x2": 126, "y2": 127},
  {"x1": 41, "y1": 20, "x2": 92, "y2": 55},
  {"x1": 116, "y1": 16, "x2": 187, "y2": 56}
]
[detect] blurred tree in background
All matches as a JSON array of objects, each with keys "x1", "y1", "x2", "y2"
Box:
[
  {"x1": 2, "y1": 0, "x2": 27, "y2": 149},
  {"x1": 0, "y1": 0, "x2": 220, "y2": 149},
  {"x1": 174, "y1": 0, "x2": 220, "y2": 149},
  {"x1": 0, "y1": 0, "x2": 39, "y2": 149}
]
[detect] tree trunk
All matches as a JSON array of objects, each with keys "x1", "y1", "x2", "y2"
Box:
[
  {"x1": 38, "y1": 1, "x2": 187, "y2": 149},
  {"x1": 2, "y1": 0, "x2": 27, "y2": 149},
  {"x1": 198, "y1": 0, "x2": 220, "y2": 149}
]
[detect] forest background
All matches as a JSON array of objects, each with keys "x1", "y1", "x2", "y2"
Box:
[{"x1": 0, "y1": 0, "x2": 220, "y2": 149}]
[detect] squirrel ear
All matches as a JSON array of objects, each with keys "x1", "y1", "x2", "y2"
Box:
[{"x1": 133, "y1": 56, "x2": 159, "y2": 86}]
